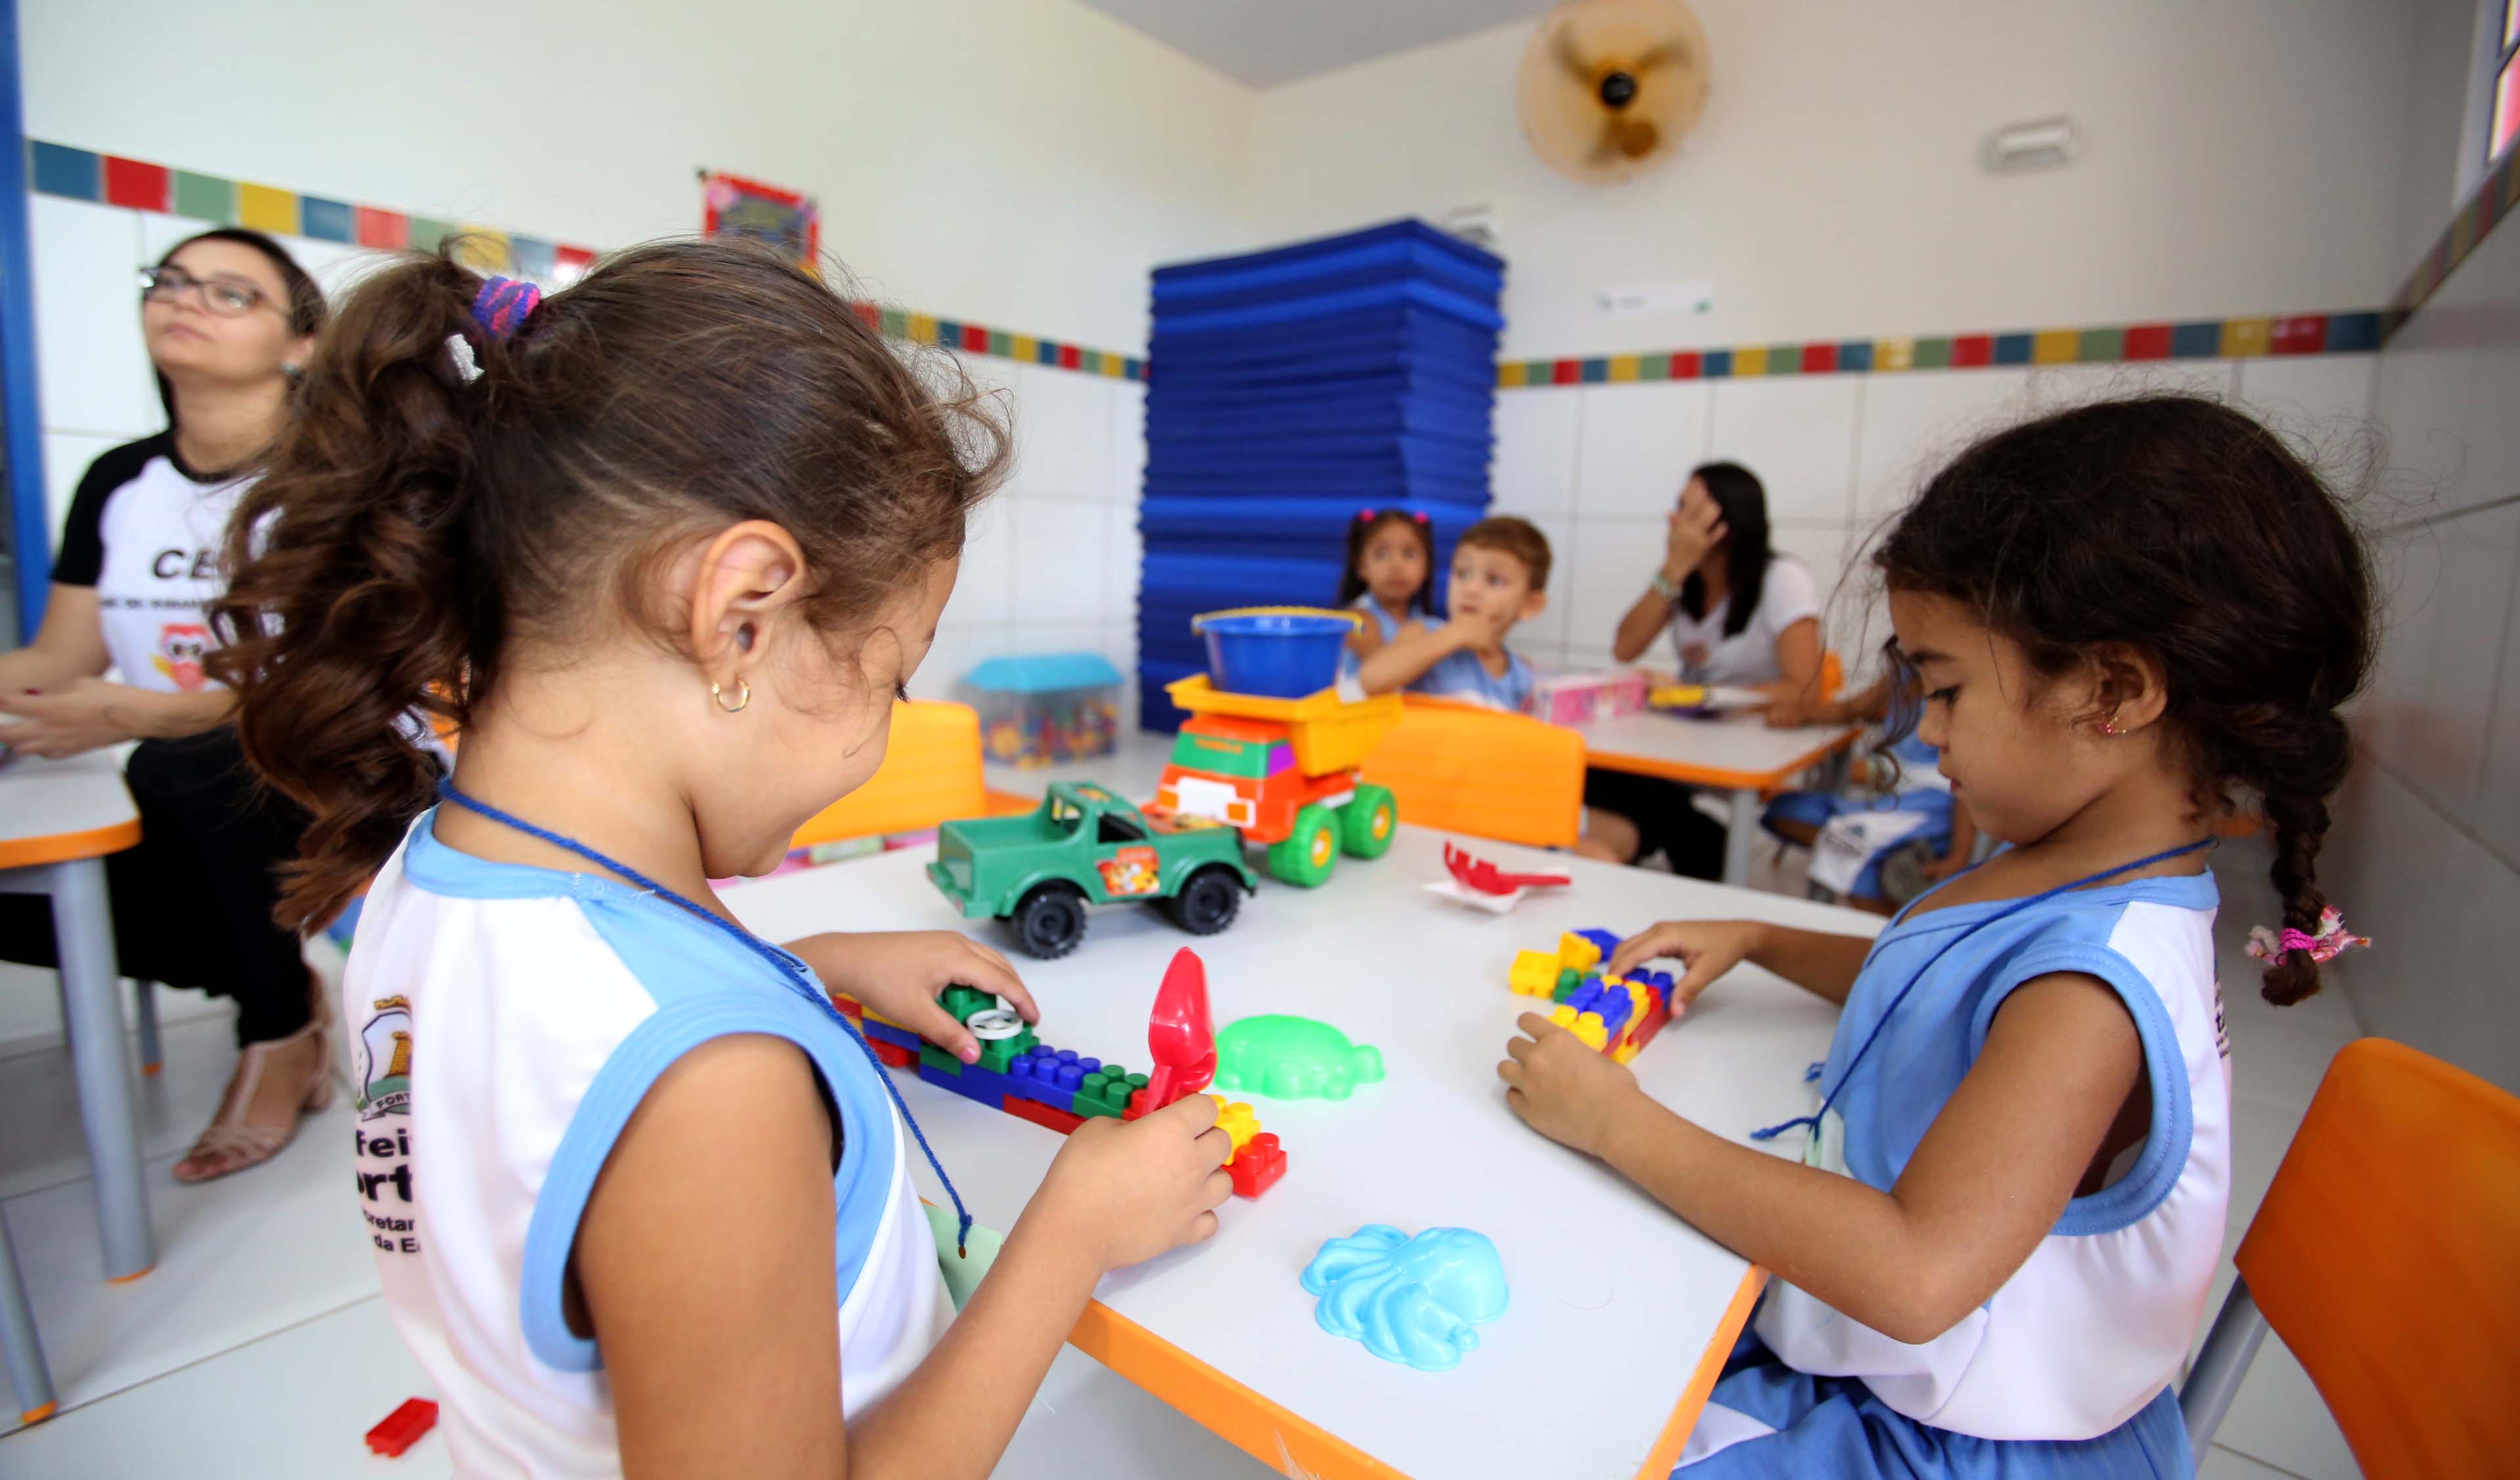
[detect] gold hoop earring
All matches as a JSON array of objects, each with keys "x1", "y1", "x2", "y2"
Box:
[{"x1": 711, "y1": 677, "x2": 751, "y2": 714}]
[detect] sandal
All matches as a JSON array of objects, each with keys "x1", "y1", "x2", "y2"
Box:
[{"x1": 172, "y1": 972, "x2": 337, "y2": 1185}]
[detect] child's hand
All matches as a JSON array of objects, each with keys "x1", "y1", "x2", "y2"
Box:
[
  {"x1": 1031, "y1": 1094, "x2": 1235, "y2": 1270},
  {"x1": 788, "y1": 930, "x2": 1037, "y2": 1065},
  {"x1": 1498, "y1": 1014, "x2": 1647, "y2": 1159},
  {"x1": 1604, "y1": 920, "x2": 1768, "y2": 1014}
]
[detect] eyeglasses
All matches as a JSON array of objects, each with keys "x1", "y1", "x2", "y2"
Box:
[{"x1": 137, "y1": 265, "x2": 283, "y2": 318}]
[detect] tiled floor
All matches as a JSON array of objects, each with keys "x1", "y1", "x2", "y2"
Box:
[{"x1": 0, "y1": 842, "x2": 2366, "y2": 1477}]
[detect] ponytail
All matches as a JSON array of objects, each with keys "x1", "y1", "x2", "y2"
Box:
[{"x1": 209, "y1": 252, "x2": 496, "y2": 930}]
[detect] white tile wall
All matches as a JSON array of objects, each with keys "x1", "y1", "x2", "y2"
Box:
[
  {"x1": 1574, "y1": 380, "x2": 1711, "y2": 518},
  {"x1": 1705, "y1": 377, "x2": 1862, "y2": 525},
  {"x1": 2358, "y1": 505, "x2": 2520, "y2": 819},
  {"x1": 1490, "y1": 384, "x2": 1581, "y2": 519},
  {"x1": 1851, "y1": 367, "x2": 2035, "y2": 524},
  {"x1": 18, "y1": 199, "x2": 1144, "y2": 712}
]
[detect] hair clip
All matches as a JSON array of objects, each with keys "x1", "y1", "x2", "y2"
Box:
[
  {"x1": 445, "y1": 333, "x2": 482, "y2": 384},
  {"x1": 2244, "y1": 905, "x2": 2369, "y2": 966}
]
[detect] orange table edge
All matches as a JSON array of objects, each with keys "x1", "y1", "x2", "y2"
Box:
[
  {"x1": 0, "y1": 819, "x2": 143, "y2": 871},
  {"x1": 1064, "y1": 1265, "x2": 1769, "y2": 1479},
  {"x1": 1584, "y1": 728, "x2": 1862, "y2": 792}
]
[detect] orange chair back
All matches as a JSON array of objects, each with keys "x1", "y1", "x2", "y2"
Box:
[
  {"x1": 791, "y1": 701, "x2": 988, "y2": 848},
  {"x1": 2234, "y1": 1037, "x2": 2520, "y2": 1479},
  {"x1": 1819, "y1": 649, "x2": 1843, "y2": 701},
  {"x1": 1356, "y1": 695, "x2": 1583, "y2": 848}
]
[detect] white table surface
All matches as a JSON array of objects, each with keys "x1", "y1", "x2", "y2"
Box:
[
  {"x1": 1572, "y1": 710, "x2": 1862, "y2": 789},
  {"x1": 724, "y1": 825, "x2": 1874, "y2": 1479},
  {"x1": 0, "y1": 747, "x2": 137, "y2": 850}
]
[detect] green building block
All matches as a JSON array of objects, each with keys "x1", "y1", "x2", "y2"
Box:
[
  {"x1": 1557, "y1": 967, "x2": 1582, "y2": 995},
  {"x1": 975, "y1": 1028, "x2": 1039, "y2": 1075},
  {"x1": 919, "y1": 1043, "x2": 964, "y2": 1076},
  {"x1": 942, "y1": 985, "x2": 996, "y2": 1023},
  {"x1": 1070, "y1": 1067, "x2": 1144, "y2": 1120}
]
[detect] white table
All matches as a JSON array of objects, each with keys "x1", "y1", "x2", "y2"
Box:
[
  {"x1": 0, "y1": 749, "x2": 154, "y2": 1283},
  {"x1": 1574, "y1": 711, "x2": 1864, "y2": 886},
  {"x1": 725, "y1": 825, "x2": 1872, "y2": 1479}
]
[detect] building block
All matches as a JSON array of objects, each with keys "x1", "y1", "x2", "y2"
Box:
[
  {"x1": 365, "y1": 1397, "x2": 438, "y2": 1457},
  {"x1": 1211, "y1": 1096, "x2": 1263, "y2": 1153},
  {"x1": 1001, "y1": 1094, "x2": 1085, "y2": 1134},
  {"x1": 1073, "y1": 1067, "x2": 1146, "y2": 1120},
  {"x1": 868, "y1": 1038, "x2": 918, "y2": 1069},
  {"x1": 1508, "y1": 949, "x2": 1563, "y2": 997},
  {"x1": 1226, "y1": 1133, "x2": 1287, "y2": 1197},
  {"x1": 941, "y1": 984, "x2": 996, "y2": 1024},
  {"x1": 1574, "y1": 928, "x2": 1622, "y2": 960},
  {"x1": 860, "y1": 1017, "x2": 925, "y2": 1053},
  {"x1": 1557, "y1": 932, "x2": 1602, "y2": 973}
]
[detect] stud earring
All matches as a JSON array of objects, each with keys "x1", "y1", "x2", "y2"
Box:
[
  {"x1": 711, "y1": 677, "x2": 751, "y2": 714},
  {"x1": 2098, "y1": 713, "x2": 2122, "y2": 737}
]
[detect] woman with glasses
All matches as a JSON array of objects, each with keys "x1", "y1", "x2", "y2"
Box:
[{"x1": 0, "y1": 228, "x2": 335, "y2": 1182}]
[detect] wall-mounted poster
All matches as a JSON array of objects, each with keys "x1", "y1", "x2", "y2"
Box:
[{"x1": 702, "y1": 170, "x2": 821, "y2": 273}]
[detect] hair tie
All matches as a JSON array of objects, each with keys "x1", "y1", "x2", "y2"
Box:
[
  {"x1": 2244, "y1": 905, "x2": 2368, "y2": 966},
  {"x1": 470, "y1": 276, "x2": 541, "y2": 339},
  {"x1": 1412, "y1": 511, "x2": 1429, "y2": 524},
  {"x1": 1358, "y1": 508, "x2": 1377, "y2": 523}
]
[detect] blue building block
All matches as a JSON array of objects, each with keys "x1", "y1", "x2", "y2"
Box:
[
  {"x1": 920, "y1": 1056, "x2": 1031, "y2": 1111},
  {"x1": 859, "y1": 1018, "x2": 925, "y2": 1052},
  {"x1": 1595, "y1": 989, "x2": 1632, "y2": 1037},
  {"x1": 1005, "y1": 1046, "x2": 1106, "y2": 1108}
]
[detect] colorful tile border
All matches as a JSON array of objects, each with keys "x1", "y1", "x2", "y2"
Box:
[
  {"x1": 26, "y1": 139, "x2": 1142, "y2": 382},
  {"x1": 1496, "y1": 310, "x2": 2384, "y2": 388},
  {"x1": 2389, "y1": 141, "x2": 2520, "y2": 333}
]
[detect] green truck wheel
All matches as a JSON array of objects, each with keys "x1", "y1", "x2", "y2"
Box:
[
  {"x1": 1339, "y1": 784, "x2": 1396, "y2": 859},
  {"x1": 1267, "y1": 805, "x2": 1341, "y2": 888}
]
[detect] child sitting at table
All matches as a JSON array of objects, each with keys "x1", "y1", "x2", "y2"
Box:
[
  {"x1": 1356, "y1": 515, "x2": 1548, "y2": 711},
  {"x1": 1336, "y1": 506, "x2": 1437, "y2": 665},
  {"x1": 1764, "y1": 674, "x2": 1978, "y2": 914},
  {"x1": 1500, "y1": 395, "x2": 2375, "y2": 1477},
  {"x1": 209, "y1": 240, "x2": 1233, "y2": 1479}
]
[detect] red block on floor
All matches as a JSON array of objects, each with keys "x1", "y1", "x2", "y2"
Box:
[
  {"x1": 1226, "y1": 1134, "x2": 1286, "y2": 1198},
  {"x1": 366, "y1": 1397, "x2": 438, "y2": 1457},
  {"x1": 1001, "y1": 1094, "x2": 1085, "y2": 1135}
]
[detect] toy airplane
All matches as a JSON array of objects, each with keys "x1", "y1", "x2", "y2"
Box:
[{"x1": 1426, "y1": 841, "x2": 1574, "y2": 915}]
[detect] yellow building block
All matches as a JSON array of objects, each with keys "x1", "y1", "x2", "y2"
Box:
[
  {"x1": 1547, "y1": 1004, "x2": 1579, "y2": 1033},
  {"x1": 1209, "y1": 1096, "x2": 1262, "y2": 1153},
  {"x1": 1557, "y1": 932, "x2": 1602, "y2": 974},
  {"x1": 1572, "y1": 1012, "x2": 1609, "y2": 1050},
  {"x1": 1510, "y1": 949, "x2": 1564, "y2": 997}
]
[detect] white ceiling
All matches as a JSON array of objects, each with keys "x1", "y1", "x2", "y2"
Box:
[{"x1": 1074, "y1": 0, "x2": 1555, "y2": 89}]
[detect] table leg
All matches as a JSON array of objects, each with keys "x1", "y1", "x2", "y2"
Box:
[
  {"x1": 1723, "y1": 789, "x2": 1759, "y2": 888},
  {"x1": 0, "y1": 1212, "x2": 56, "y2": 1423},
  {"x1": 131, "y1": 977, "x2": 162, "y2": 1077},
  {"x1": 49, "y1": 858, "x2": 156, "y2": 1281}
]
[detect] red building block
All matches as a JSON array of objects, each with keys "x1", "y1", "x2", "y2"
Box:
[
  {"x1": 1001, "y1": 1095, "x2": 1085, "y2": 1135},
  {"x1": 366, "y1": 1397, "x2": 438, "y2": 1457},
  {"x1": 868, "y1": 1038, "x2": 918, "y2": 1069},
  {"x1": 1626, "y1": 996, "x2": 1672, "y2": 1058},
  {"x1": 1225, "y1": 1134, "x2": 1286, "y2": 1198}
]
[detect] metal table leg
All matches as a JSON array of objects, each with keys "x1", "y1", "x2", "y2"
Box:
[
  {"x1": 1723, "y1": 788, "x2": 1759, "y2": 888},
  {"x1": 0, "y1": 1212, "x2": 56, "y2": 1424},
  {"x1": 46, "y1": 857, "x2": 155, "y2": 1280}
]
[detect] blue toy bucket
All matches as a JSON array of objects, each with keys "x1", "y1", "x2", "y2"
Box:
[{"x1": 1192, "y1": 607, "x2": 1361, "y2": 699}]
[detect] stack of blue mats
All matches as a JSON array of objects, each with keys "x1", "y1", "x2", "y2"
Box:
[{"x1": 1135, "y1": 219, "x2": 1505, "y2": 731}]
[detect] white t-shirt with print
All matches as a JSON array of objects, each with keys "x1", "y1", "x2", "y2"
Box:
[
  {"x1": 1665, "y1": 556, "x2": 1820, "y2": 686},
  {"x1": 51, "y1": 433, "x2": 250, "y2": 694}
]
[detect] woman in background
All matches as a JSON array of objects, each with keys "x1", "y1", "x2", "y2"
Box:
[
  {"x1": 0, "y1": 228, "x2": 332, "y2": 1183},
  {"x1": 1579, "y1": 463, "x2": 1824, "y2": 872}
]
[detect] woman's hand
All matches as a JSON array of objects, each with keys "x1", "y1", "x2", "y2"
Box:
[
  {"x1": 1498, "y1": 1014, "x2": 1649, "y2": 1159},
  {"x1": 1029, "y1": 1094, "x2": 1235, "y2": 1270},
  {"x1": 788, "y1": 930, "x2": 1037, "y2": 1065},
  {"x1": 0, "y1": 678, "x2": 150, "y2": 757},
  {"x1": 1661, "y1": 498, "x2": 1727, "y2": 583},
  {"x1": 1604, "y1": 919, "x2": 1769, "y2": 1014}
]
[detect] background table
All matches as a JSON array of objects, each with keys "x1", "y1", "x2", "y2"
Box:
[
  {"x1": 1574, "y1": 711, "x2": 1864, "y2": 886},
  {"x1": 0, "y1": 749, "x2": 154, "y2": 1281},
  {"x1": 725, "y1": 825, "x2": 1871, "y2": 1479}
]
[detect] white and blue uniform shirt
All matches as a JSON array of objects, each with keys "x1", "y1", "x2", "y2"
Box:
[
  {"x1": 1688, "y1": 869, "x2": 2230, "y2": 1474},
  {"x1": 347, "y1": 810, "x2": 952, "y2": 1477},
  {"x1": 1351, "y1": 592, "x2": 1408, "y2": 644},
  {"x1": 1410, "y1": 646, "x2": 1535, "y2": 712}
]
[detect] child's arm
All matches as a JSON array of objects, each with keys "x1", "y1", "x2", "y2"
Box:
[
  {"x1": 1356, "y1": 617, "x2": 1476, "y2": 695},
  {"x1": 1606, "y1": 920, "x2": 1876, "y2": 1008},
  {"x1": 1346, "y1": 621, "x2": 1387, "y2": 661},
  {"x1": 576, "y1": 1036, "x2": 1230, "y2": 1480},
  {"x1": 1745, "y1": 617, "x2": 1826, "y2": 707},
  {"x1": 1501, "y1": 972, "x2": 2142, "y2": 1344}
]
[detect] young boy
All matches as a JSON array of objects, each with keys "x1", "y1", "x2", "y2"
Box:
[{"x1": 1356, "y1": 516, "x2": 1549, "y2": 712}]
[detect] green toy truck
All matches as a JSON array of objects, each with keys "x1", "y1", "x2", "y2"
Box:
[{"x1": 928, "y1": 783, "x2": 1257, "y2": 958}]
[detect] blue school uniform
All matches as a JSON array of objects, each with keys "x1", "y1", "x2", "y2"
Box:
[
  {"x1": 1764, "y1": 732, "x2": 1954, "y2": 898},
  {"x1": 1411, "y1": 646, "x2": 1534, "y2": 712},
  {"x1": 1679, "y1": 868, "x2": 2231, "y2": 1479}
]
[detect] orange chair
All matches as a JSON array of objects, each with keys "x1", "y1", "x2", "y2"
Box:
[
  {"x1": 791, "y1": 701, "x2": 990, "y2": 848},
  {"x1": 1355, "y1": 695, "x2": 1584, "y2": 848},
  {"x1": 2178, "y1": 1038, "x2": 2520, "y2": 1473}
]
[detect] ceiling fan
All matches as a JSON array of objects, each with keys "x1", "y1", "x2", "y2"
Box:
[{"x1": 1518, "y1": 0, "x2": 1712, "y2": 185}]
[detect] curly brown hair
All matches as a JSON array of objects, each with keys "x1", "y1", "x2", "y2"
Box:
[
  {"x1": 1875, "y1": 395, "x2": 2375, "y2": 1006},
  {"x1": 209, "y1": 237, "x2": 1007, "y2": 929}
]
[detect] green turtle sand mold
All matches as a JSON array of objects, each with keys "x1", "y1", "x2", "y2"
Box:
[{"x1": 1214, "y1": 1015, "x2": 1384, "y2": 1100}]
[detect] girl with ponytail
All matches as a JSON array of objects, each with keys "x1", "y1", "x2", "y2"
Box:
[
  {"x1": 211, "y1": 239, "x2": 1231, "y2": 1476},
  {"x1": 1496, "y1": 395, "x2": 2375, "y2": 1477}
]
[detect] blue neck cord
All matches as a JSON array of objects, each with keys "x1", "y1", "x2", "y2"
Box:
[
  {"x1": 434, "y1": 781, "x2": 976, "y2": 1256},
  {"x1": 1752, "y1": 836, "x2": 2214, "y2": 1145}
]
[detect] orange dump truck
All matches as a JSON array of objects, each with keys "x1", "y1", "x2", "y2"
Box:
[{"x1": 1145, "y1": 676, "x2": 1403, "y2": 887}]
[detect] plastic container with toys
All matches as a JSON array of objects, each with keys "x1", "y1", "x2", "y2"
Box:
[{"x1": 963, "y1": 653, "x2": 1124, "y2": 768}]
